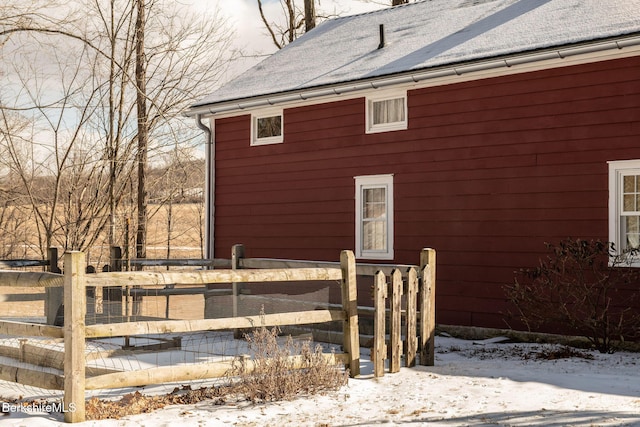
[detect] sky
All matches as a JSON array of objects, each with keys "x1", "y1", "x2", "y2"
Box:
[{"x1": 0, "y1": 0, "x2": 391, "y2": 164}]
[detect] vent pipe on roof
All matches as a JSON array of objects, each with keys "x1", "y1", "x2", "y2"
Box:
[{"x1": 378, "y1": 24, "x2": 385, "y2": 49}]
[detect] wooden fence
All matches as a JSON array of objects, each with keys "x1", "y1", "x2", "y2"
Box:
[
  {"x1": 0, "y1": 247, "x2": 61, "y2": 324},
  {"x1": 0, "y1": 250, "x2": 361, "y2": 423},
  {"x1": 0, "y1": 246, "x2": 436, "y2": 423},
  {"x1": 223, "y1": 245, "x2": 437, "y2": 376},
  {"x1": 372, "y1": 248, "x2": 436, "y2": 377}
]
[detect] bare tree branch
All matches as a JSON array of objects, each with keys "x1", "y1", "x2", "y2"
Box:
[{"x1": 257, "y1": 0, "x2": 283, "y2": 49}]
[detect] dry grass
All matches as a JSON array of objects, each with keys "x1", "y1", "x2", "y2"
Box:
[
  {"x1": 0, "y1": 202, "x2": 204, "y2": 265},
  {"x1": 0, "y1": 203, "x2": 205, "y2": 319},
  {"x1": 85, "y1": 388, "x2": 229, "y2": 420},
  {"x1": 84, "y1": 325, "x2": 348, "y2": 420}
]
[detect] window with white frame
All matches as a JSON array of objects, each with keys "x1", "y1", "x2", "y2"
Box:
[
  {"x1": 365, "y1": 90, "x2": 407, "y2": 134},
  {"x1": 355, "y1": 174, "x2": 394, "y2": 260},
  {"x1": 251, "y1": 109, "x2": 283, "y2": 145},
  {"x1": 608, "y1": 159, "x2": 640, "y2": 265}
]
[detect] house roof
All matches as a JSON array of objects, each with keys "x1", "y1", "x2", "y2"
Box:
[{"x1": 189, "y1": 0, "x2": 640, "y2": 114}]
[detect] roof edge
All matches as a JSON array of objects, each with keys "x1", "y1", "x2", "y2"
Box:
[{"x1": 186, "y1": 34, "x2": 640, "y2": 118}]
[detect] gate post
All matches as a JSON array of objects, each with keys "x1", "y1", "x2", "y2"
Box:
[
  {"x1": 340, "y1": 250, "x2": 360, "y2": 377},
  {"x1": 110, "y1": 246, "x2": 123, "y2": 272},
  {"x1": 373, "y1": 271, "x2": 387, "y2": 377},
  {"x1": 389, "y1": 269, "x2": 403, "y2": 373},
  {"x1": 419, "y1": 248, "x2": 436, "y2": 366},
  {"x1": 63, "y1": 251, "x2": 86, "y2": 422},
  {"x1": 406, "y1": 267, "x2": 418, "y2": 368}
]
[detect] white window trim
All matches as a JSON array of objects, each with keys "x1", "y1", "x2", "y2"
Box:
[
  {"x1": 355, "y1": 174, "x2": 394, "y2": 260},
  {"x1": 251, "y1": 108, "x2": 283, "y2": 146},
  {"x1": 365, "y1": 89, "x2": 408, "y2": 134},
  {"x1": 608, "y1": 159, "x2": 640, "y2": 266}
]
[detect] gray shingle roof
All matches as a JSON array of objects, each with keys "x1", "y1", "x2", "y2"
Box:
[{"x1": 192, "y1": 0, "x2": 640, "y2": 109}]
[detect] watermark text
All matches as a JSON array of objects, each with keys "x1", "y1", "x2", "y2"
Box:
[{"x1": 2, "y1": 401, "x2": 76, "y2": 414}]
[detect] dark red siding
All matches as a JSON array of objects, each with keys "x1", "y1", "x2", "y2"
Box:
[{"x1": 213, "y1": 56, "x2": 640, "y2": 331}]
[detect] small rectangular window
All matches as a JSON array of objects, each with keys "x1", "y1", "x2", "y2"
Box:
[
  {"x1": 251, "y1": 110, "x2": 283, "y2": 145},
  {"x1": 366, "y1": 90, "x2": 407, "y2": 134},
  {"x1": 372, "y1": 98, "x2": 405, "y2": 125},
  {"x1": 355, "y1": 174, "x2": 394, "y2": 260}
]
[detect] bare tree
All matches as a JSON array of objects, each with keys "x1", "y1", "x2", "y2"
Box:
[
  {"x1": 0, "y1": 37, "x2": 110, "y2": 258},
  {"x1": 304, "y1": 0, "x2": 316, "y2": 32},
  {"x1": 0, "y1": 0, "x2": 233, "y2": 263},
  {"x1": 0, "y1": 108, "x2": 35, "y2": 258},
  {"x1": 135, "y1": 0, "x2": 149, "y2": 261},
  {"x1": 147, "y1": 148, "x2": 204, "y2": 261},
  {"x1": 257, "y1": 0, "x2": 318, "y2": 49}
]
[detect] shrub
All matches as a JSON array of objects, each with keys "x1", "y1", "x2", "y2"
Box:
[
  {"x1": 505, "y1": 238, "x2": 640, "y2": 353},
  {"x1": 233, "y1": 325, "x2": 348, "y2": 402}
]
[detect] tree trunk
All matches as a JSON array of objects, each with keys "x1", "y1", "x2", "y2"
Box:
[
  {"x1": 135, "y1": 0, "x2": 148, "y2": 261},
  {"x1": 304, "y1": 0, "x2": 316, "y2": 32}
]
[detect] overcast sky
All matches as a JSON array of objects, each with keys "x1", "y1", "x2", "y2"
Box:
[{"x1": 201, "y1": 0, "x2": 388, "y2": 81}]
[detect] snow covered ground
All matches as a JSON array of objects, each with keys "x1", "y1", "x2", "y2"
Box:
[{"x1": 2, "y1": 335, "x2": 640, "y2": 426}]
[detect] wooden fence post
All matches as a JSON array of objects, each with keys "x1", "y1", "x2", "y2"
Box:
[
  {"x1": 48, "y1": 247, "x2": 59, "y2": 272},
  {"x1": 406, "y1": 267, "x2": 418, "y2": 368},
  {"x1": 64, "y1": 251, "x2": 86, "y2": 422},
  {"x1": 110, "y1": 246, "x2": 123, "y2": 272},
  {"x1": 419, "y1": 248, "x2": 436, "y2": 366},
  {"x1": 232, "y1": 244, "x2": 245, "y2": 316},
  {"x1": 45, "y1": 247, "x2": 63, "y2": 325},
  {"x1": 340, "y1": 250, "x2": 360, "y2": 377},
  {"x1": 373, "y1": 271, "x2": 387, "y2": 377},
  {"x1": 389, "y1": 269, "x2": 403, "y2": 373},
  {"x1": 232, "y1": 244, "x2": 245, "y2": 339}
]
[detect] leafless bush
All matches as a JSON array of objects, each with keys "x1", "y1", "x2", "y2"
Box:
[
  {"x1": 233, "y1": 325, "x2": 348, "y2": 402},
  {"x1": 505, "y1": 238, "x2": 640, "y2": 353}
]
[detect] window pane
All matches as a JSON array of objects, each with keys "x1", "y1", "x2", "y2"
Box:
[
  {"x1": 363, "y1": 188, "x2": 386, "y2": 218},
  {"x1": 625, "y1": 216, "x2": 640, "y2": 249},
  {"x1": 362, "y1": 187, "x2": 387, "y2": 251},
  {"x1": 365, "y1": 187, "x2": 386, "y2": 203},
  {"x1": 363, "y1": 220, "x2": 386, "y2": 251},
  {"x1": 372, "y1": 98, "x2": 405, "y2": 125},
  {"x1": 624, "y1": 195, "x2": 636, "y2": 211},
  {"x1": 622, "y1": 174, "x2": 640, "y2": 213},
  {"x1": 256, "y1": 115, "x2": 282, "y2": 139},
  {"x1": 624, "y1": 175, "x2": 636, "y2": 193}
]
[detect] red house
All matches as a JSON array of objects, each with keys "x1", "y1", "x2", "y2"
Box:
[{"x1": 187, "y1": 0, "x2": 640, "y2": 331}]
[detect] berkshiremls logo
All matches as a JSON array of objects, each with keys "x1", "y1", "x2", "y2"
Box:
[{"x1": 2, "y1": 401, "x2": 76, "y2": 414}]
